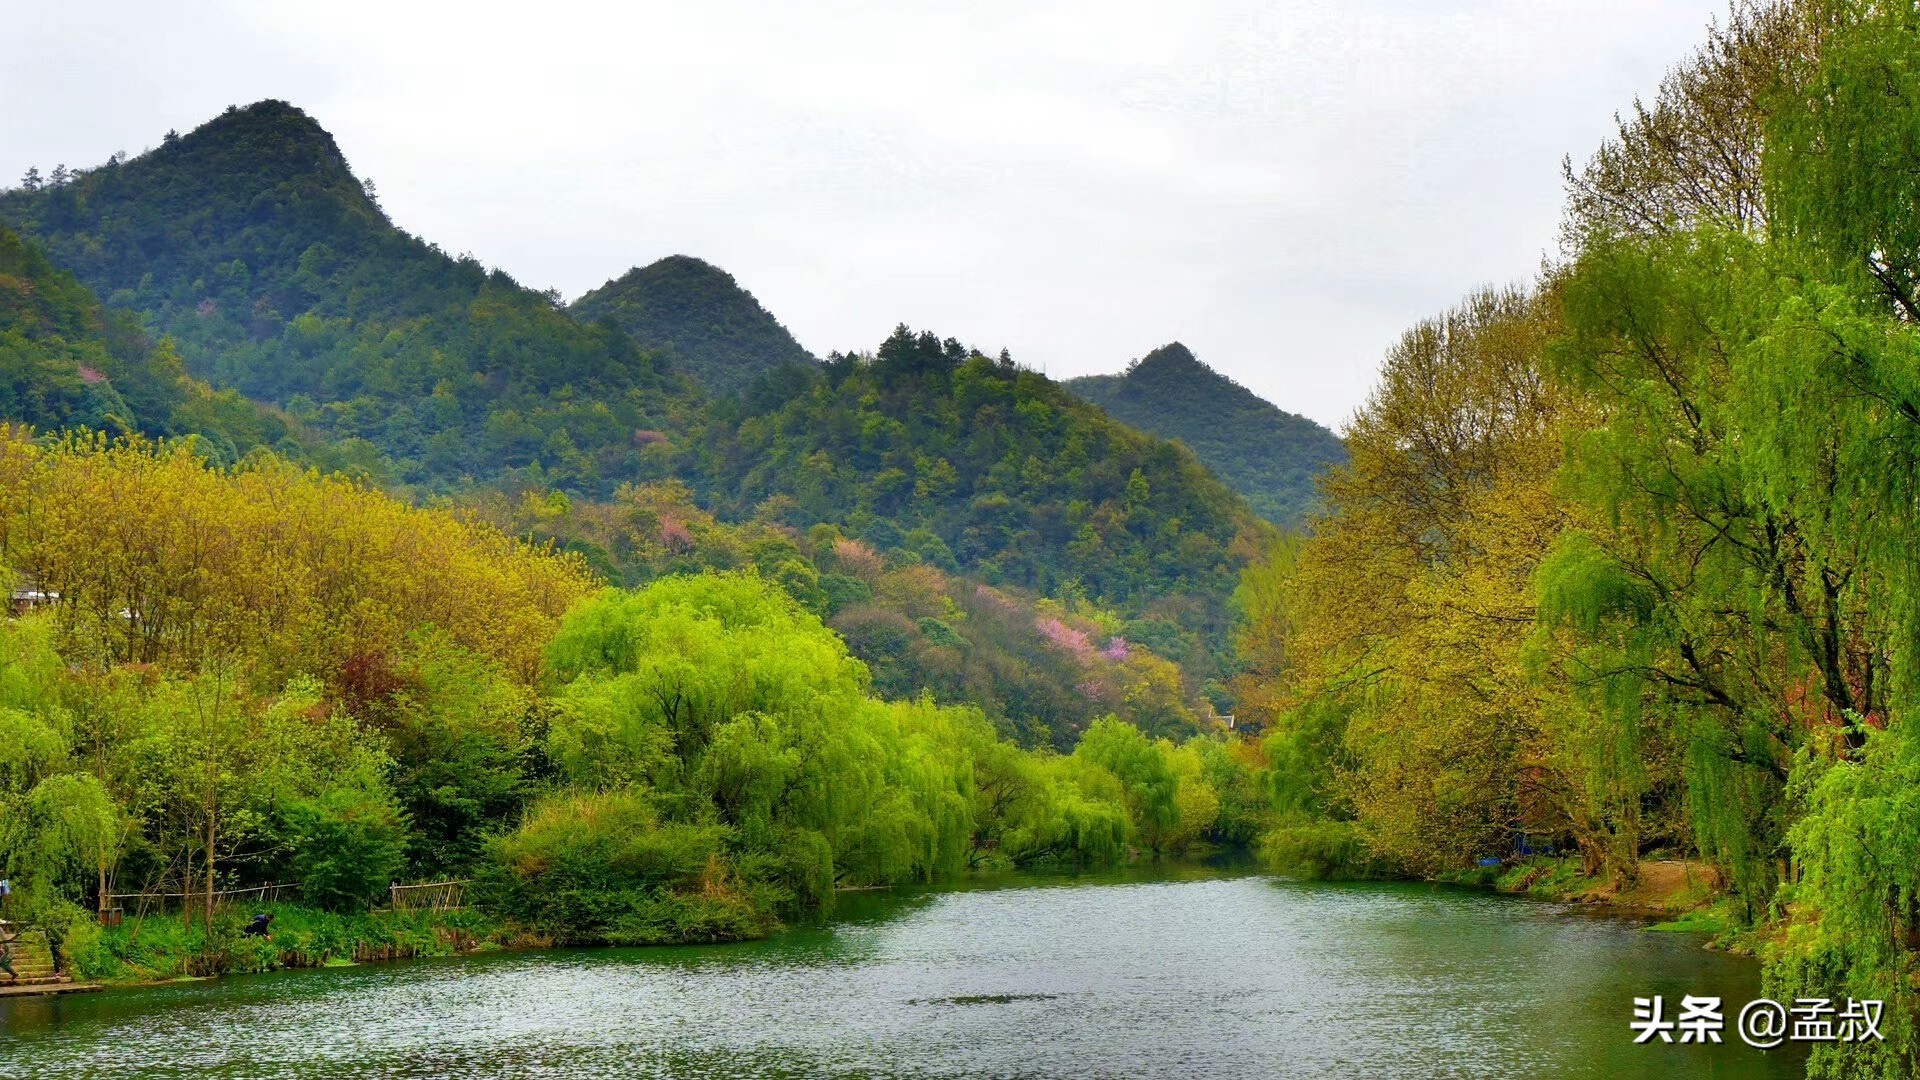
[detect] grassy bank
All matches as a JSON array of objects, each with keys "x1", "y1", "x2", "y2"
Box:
[
  {"x1": 63, "y1": 905, "x2": 514, "y2": 984},
  {"x1": 1434, "y1": 856, "x2": 1736, "y2": 935}
]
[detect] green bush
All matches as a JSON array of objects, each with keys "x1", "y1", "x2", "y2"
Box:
[
  {"x1": 1258, "y1": 818, "x2": 1380, "y2": 881},
  {"x1": 284, "y1": 789, "x2": 410, "y2": 911},
  {"x1": 71, "y1": 904, "x2": 500, "y2": 981},
  {"x1": 475, "y1": 790, "x2": 774, "y2": 945}
]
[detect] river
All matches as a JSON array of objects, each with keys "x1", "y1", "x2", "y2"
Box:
[{"x1": 0, "y1": 864, "x2": 1802, "y2": 1078}]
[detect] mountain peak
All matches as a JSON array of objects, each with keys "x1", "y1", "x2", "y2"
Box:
[
  {"x1": 631, "y1": 254, "x2": 730, "y2": 280},
  {"x1": 1132, "y1": 342, "x2": 1200, "y2": 374},
  {"x1": 1066, "y1": 344, "x2": 1346, "y2": 527},
  {"x1": 160, "y1": 100, "x2": 359, "y2": 192},
  {"x1": 1127, "y1": 343, "x2": 1261, "y2": 395},
  {"x1": 572, "y1": 256, "x2": 815, "y2": 395}
]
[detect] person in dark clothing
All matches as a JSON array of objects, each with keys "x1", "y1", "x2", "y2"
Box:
[
  {"x1": 43, "y1": 921, "x2": 64, "y2": 977},
  {"x1": 243, "y1": 912, "x2": 274, "y2": 940},
  {"x1": 0, "y1": 925, "x2": 16, "y2": 983}
]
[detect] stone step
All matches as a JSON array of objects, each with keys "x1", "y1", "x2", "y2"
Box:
[
  {"x1": 4, "y1": 933, "x2": 59, "y2": 980},
  {"x1": 0, "y1": 979, "x2": 94, "y2": 998}
]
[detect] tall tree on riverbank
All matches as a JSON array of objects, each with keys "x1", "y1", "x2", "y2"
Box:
[
  {"x1": 1242, "y1": 3, "x2": 1920, "y2": 1072},
  {"x1": 1248, "y1": 286, "x2": 1626, "y2": 875}
]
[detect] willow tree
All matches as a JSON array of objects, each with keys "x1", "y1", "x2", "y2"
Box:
[
  {"x1": 0, "y1": 617, "x2": 121, "y2": 927},
  {"x1": 1244, "y1": 286, "x2": 1615, "y2": 875},
  {"x1": 1541, "y1": 2, "x2": 1920, "y2": 1071},
  {"x1": 1751, "y1": 3, "x2": 1920, "y2": 1074},
  {"x1": 544, "y1": 572, "x2": 979, "y2": 894}
]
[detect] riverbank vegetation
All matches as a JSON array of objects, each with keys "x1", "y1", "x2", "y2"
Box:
[
  {"x1": 1232, "y1": 3, "x2": 1920, "y2": 1075},
  {"x1": 65, "y1": 904, "x2": 504, "y2": 982},
  {"x1": 0, "y1": 432, "x2": 1264, "y2": 983}
]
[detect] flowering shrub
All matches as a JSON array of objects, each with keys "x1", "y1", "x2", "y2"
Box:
[
  {"x1": 1035, "y1": 616, "x2": 1096, "y2": 663},
  {"x1": 658, "y1": 516, "x2": 694, "y2": 552},
  {"x1": 834, "y1": 537, "x2": 885, "y2": 580}
]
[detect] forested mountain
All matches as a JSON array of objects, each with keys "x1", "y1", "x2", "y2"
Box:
[
  {"x1": 571, "y1": 255, "x2": 816, "y2": 394},
  {"x1": 0, "y1": 100, "x2": 686, "y2": 493},
  {"x1": 0, "y1": 222, "x2": 319, "y2": 462},
  {"x1": 480, "y1": 326, "x2": 1271, "y2": 733},
  {"x1": 1067, "y1": 343, "x2": 1345, "y2": 527},
  {"x1": 0, "y1": 101, "x2": 1272, "y2": 743},
  {"x1": 681, "y1": 327, "x2": 1267, "y2": 663}
]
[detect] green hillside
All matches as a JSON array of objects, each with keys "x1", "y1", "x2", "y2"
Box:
[
  {"x1": 679, "y1": 326, "x2": 1268, "y2": 670},
  {"x1": 1067, "y1": 343, "x2": 1345, "y2": 527},
  {"x1": 0, "y1": 100, "x2": 684, "y2": 493},
  {"x1": 0, "y1": 222, "x2": 313, "y2": 461},
  {"x1": 571, "y1": 255, "x2": 816, "y2": 394},
  {"x1": 0, "y1": 101, "x2": 1268, "y2": 698},
  {"x1": 468, "y1": 481, "x2": 1209, "y2": 748}
]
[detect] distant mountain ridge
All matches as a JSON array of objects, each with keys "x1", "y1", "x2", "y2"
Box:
[
  {"x1": 0, "y1": 100, "x2": 682, "y2": 493},
  {"x1": 693, "y1": 324, "x2": 1266, "y2": 676},
  {"x1": 1067, "y1": 344, "x2": 1345, "y2": 527},
  {"x1": 571, "y1": 256, "x2": 816, "y2": 395}
]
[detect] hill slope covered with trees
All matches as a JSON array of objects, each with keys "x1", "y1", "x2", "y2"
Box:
[
  {"x1": 0, "y1": 102, "x2": 1273, "y2": 747},
  {"x1": 571, "y1": 255, "x2": 816, "y2": 395},
  {"x1": 0, "y1": 222, "x2": 331, "y2": 465},
  {"x1": 677, "y1": 327, "x2": 1268, "y2": 668},
  {"x1": 1067, "y1": 343, "x2": 1346, "y2": 527},
  {"x1": 0, "y1": 100, "x2": 686, "y2": 493}
]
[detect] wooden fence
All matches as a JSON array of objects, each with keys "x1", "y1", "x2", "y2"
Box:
[
  {"x1": 101, "y1": 880, "x2": 471, "y2": 921},
  {"x1": 106, "y1": 882, "x2": 304, "y2": 918},
  {"x1": 389, "y1": 880, "x2": 468, "y2": 913}
]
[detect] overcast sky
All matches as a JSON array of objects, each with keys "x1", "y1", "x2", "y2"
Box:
[{"x1": 5, "y1": 0, "x2": 1725, "y2": 429}]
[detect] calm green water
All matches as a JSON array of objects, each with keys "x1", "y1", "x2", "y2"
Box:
[{"x1": 0, "y1": 866, "x2": 1803, "y2": 1078}]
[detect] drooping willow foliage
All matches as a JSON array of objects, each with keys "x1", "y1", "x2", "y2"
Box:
[
  {"x1": 486, "y1": 571, "x2": 1256, "y2": 943},
  {"x1": 1238, "y1": 4, "x2": 1920, "y2": 1073}
]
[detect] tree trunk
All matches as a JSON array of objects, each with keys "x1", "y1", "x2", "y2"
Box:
[
  {"x1": 203, "y1": 815, "x2": 217, "y2": 931},
  {"x1": 180, "y1": 847, "x2": 196, "y2": 931}
]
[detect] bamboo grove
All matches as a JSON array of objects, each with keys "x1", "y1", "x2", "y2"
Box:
[{"x1": 1236, "y1": 3, "x2": 1920, "y2": 1074}]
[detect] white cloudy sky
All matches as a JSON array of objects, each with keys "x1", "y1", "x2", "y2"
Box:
[{"x1": 4, "y1": 0, "x2": 1724, "y2": 429}]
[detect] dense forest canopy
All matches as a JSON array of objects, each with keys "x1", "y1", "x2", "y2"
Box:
[
  {"x1": 0, "y1": 224, "x2": 312, "y2": 464},
  {"x1": 466, "y1": 326, "x2": 1269, "y2": 741},
  {"x1": 1067, "y1": 343, "x2": 1346, "y2": 528},
  {"x1": 570, "y1": 255, "x2": 818, "y2": 396},
  {"x1": 679, "y1": 326, "x2": 1269, "y2": 667}
]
